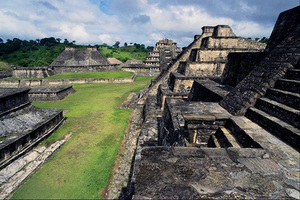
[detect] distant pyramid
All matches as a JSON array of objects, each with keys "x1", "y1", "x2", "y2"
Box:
[{"x1": 50, "y1": 46, "x2": 110, "y2": 67}]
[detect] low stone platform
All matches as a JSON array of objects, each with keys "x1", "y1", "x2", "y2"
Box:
[
  {"x1": 0, "y1": 88, "x2": 64, "y2": 169},
  {"x1": 28, "y1": 86, "x2": 76, "y2": 101},
  {"x1": 161, "y1": 98, "x2": 231, "y2": 146},
  {"x1": 0, "y1": 104, "x2": 64, "y2": 168}
]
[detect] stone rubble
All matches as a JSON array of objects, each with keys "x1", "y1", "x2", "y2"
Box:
[{"x1": 0, "y1": 135, "x2": 70, "y2": 200}]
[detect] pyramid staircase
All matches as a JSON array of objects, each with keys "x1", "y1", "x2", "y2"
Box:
[
  {"x1": 208, "y1": 67, "x2": 300, "y2": 152},
  {"x1": 245, "y1": 67, "x2": 300, "y2": 151}
]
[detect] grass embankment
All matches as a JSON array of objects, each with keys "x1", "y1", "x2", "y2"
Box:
[{"x1": 11, "y1": 75, "x2": 153, "y2": 199}]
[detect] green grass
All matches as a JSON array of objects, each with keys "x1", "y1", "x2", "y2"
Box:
[
  {"x1": 46, "y1": 71, "x2": 134, "y2": 79},
  {"x1": 11, "y1": 76, "x2": 152, "y2": 199}
]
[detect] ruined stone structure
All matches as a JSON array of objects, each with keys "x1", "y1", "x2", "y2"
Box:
[
  {"x1": 107, "y1": 57, "x2": 123, "y2": 65},
  {"x1": 28, "y1": 86, "x2": 76, "y2": 101},
  {"x1": 12, "y1": 67, "x2": 54, "y2": 79},
  {"x1": 145, "y1": 39, "x2": 181, "y2": 69},
  {"x1": 122, "y1": 59, "x2": 161, "y2": 76},
  {"x1": 0, "y1": 88, "x2": 64, "y2": 168},
  {"x1": 121, "y1": 40, "x2": 181, "y2": 77},
  {"x1": 12, "y1": 46, "x2": 118, "y2": 79},
  {"x1": 126, "y1": 6, "x2": 300, "y2": 199}
]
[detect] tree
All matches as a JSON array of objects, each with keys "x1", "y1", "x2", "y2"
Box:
[
  {"x1": 113, "y1": 41, "x2": 120, "y2": 48},
  {"x1": 0, "y1": 38, "x2": 3, "y2": 44},
  {"x1": 56, "y1": 38, "x2": 61, "y2": 43},
  {"x1": 124, "y1": 42, "x2": 128, "y2": 47},
  {"x1": 64, "y1": 38, "x2": 69, "y2": 44}
]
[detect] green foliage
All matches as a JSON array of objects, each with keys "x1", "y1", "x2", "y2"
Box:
[
  {"x1": 0, "y1": 38, "x2": 154, "y2": 67},
  {"x1": 11, "y1": 75, "x2": 153, "y2": 199},
  {"x1": 0, "y1": 41, "x2": 65, "y2": 67},
  {"x1": 0, "y1": 61, "x2": 12, "y2": 78},
  {"x1": 0, "y1": 37, "x2": 76, "y2": 67},
  {"x1": 99, "y1": 44, "x2": 151, "y2": 63},
  {"x1": 259, "y1": 37, "x2": 269, "y2": 44}
]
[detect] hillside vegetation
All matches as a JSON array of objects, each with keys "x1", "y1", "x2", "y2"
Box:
[
  {"x1": 0, "y1": 61, "x2": 12, "y2": 78},
  {"x1": 0, "y1": 38, "x2": 153, "y2": 67},
  {"x1": 99, "y1": 43, "x2": 153, "y2": 62}
]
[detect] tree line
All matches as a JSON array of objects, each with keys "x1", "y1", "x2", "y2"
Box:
[{"x1": 0, "y1": 37, "x2": 155, "y2": 67}]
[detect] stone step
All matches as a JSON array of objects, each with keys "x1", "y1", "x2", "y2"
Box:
[
  {"x1": 225, "y1": 119, "x2": 262, "y2": 148},
  {"x1": 265, "y1": 88, "x2": 300, "y2": 110},
  {"x1": 275, "y1": 79, "x2": 300, "y2": 93},
  {"x1": 214, "y1": 127, "x2": 241, "y2": 148},
  {"x1": 245, "y1": 107, "x2": 300, "y2": 151},
  {"x1": 285, "y1": 69, "x2": 300, "y2": 80},
  {"x1": 255, "y1": 97, "x2": 300, "y2": 129}
]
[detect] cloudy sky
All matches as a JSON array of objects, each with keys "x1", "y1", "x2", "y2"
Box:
[{"x1": 0, "y1": 0, "x2": 298, "y2": 47}]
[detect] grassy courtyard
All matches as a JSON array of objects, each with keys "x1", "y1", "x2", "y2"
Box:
[{"x1": 11, "y1": 75, "x2": 152, "y2": 199}]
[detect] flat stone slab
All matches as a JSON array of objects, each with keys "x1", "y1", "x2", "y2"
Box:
[
  {"x1": 0, "y1": 105, "x2": 61, "y2": 138},
  {"x1": 133, "y1": 146, "x2": 297, "y2": 199},
  {"x1": 166, "y1": 98, "x2": 231, "y2": 121}
]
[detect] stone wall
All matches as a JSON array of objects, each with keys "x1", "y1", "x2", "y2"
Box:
[
  {"x1": 13, "y1": 67, "x2": 53, "y2": 78},
  {"x1": 52, "y1": 65, "x2": 118, "y2": 74},
  {"x1": 168, "y1": 72, "x2": 205, "y2": 92},
  {"x1": 0, "y1": 74, "x2": 136, "y2": 88},
  {"x1": 122, "y1": 66, "x2": 160, "y2": 76},
  {"x1": 183, "y1": 61, "x2": 226, "y2": 76},
  {"x1": 203, "y1": 37, "x2": 267, "y2": 50},
  {"x1": 12, "y1": 65, "x2": 119, "y2": 79},
  {"x1": 222, "y1": 52, "x2": 268, "y2": 87}
]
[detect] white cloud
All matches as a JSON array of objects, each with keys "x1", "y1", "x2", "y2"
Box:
[
  {"x1": 233, "y1": 21, "x2": 274, "y2": 38},
  {"x1": 0, "y1": 10, "x2": 46, "y2": 39},
  {"x1": 98, "y1": 34, "x2": 121, "y2": 45},
  {"x1": 0, "y1": 0, "x2": 296, "y2": 46}
]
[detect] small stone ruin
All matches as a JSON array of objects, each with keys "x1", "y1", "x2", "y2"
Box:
[
  {"x1": 129, "y1": 6, "x2": 300, "y2": 199},
  {"x1": 122, "y1": 39, "x2": 181, "y2": 76},
  {"x1": 0, "y1": 88, "x2": 64, "y2": 169},
  {"x1": 28, "y1": 86, "x2": 76, "y2": 101}
]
